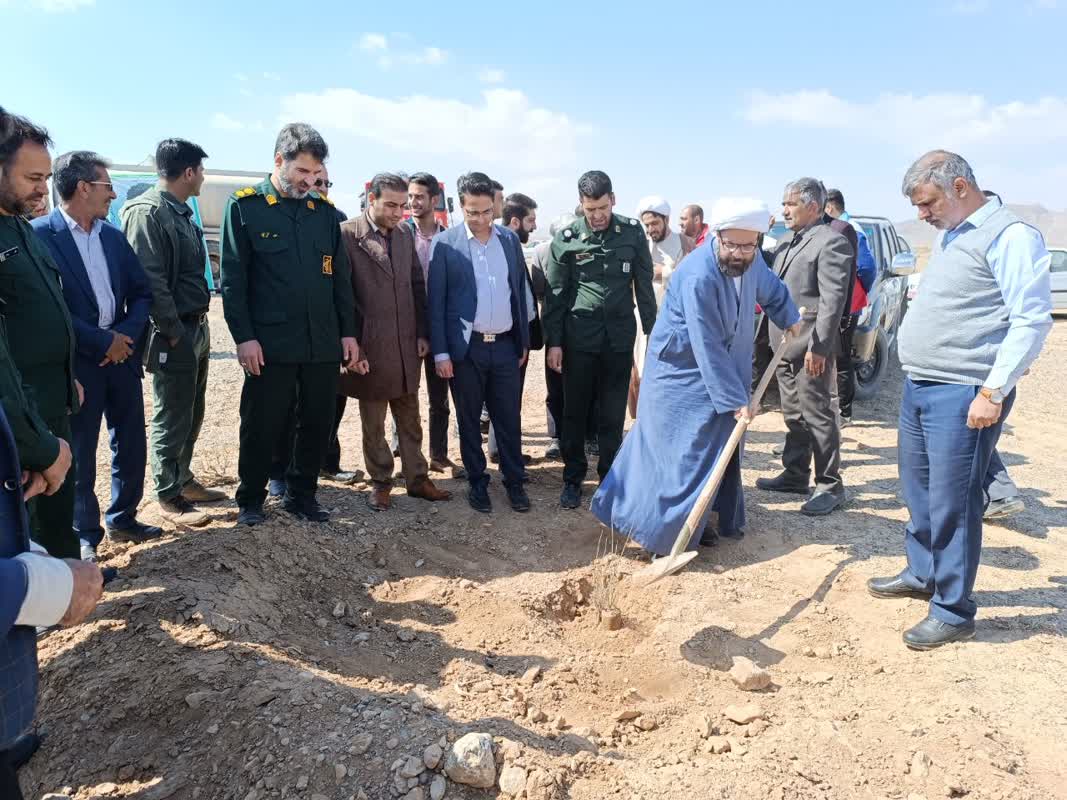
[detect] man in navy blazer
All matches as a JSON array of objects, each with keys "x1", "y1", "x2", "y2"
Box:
[
  {"x1": 428, "y1": 172, "x2": 531, "y2": 513},
  {"x1": 31, "y1": 152, "x2": 160, "y2": 559}
]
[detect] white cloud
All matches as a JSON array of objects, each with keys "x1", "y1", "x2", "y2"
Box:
[
  {"x1": 234, "y1": 72, "x2": 249, "y2": 82},
  {"x1": 211, "y1": 112, "x2": 246, "y2": 131},
  {"x1": 279, "y1": 88, "x2": 591, "y2": 174},
  {"x1": 742, "y1": 89, "x2": 1067, "y2": 151},
  {"x1": 263, "y1": 71, "x2": 281, "y2": 81},
  {"x1": 479, "y1": 69, "x2": 506, "y2": 84},
  {"x1": 359, "y1": 33, "x2": 388, "y2": 52},
  {"x1": 355, "y1": 33, "x2": 448, "y2": 70},
  {"x1": 22, "y1": 0, "x2": 95, "y2": 10}
]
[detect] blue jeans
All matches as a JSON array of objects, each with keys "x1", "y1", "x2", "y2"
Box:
[{"x1": 898, "y1": 378, "x2": 1014, "y2": 625}]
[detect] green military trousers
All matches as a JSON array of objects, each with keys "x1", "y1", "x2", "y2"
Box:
[
  {"x1": 235, "y1": 361, "x2": 340, "y2": 509},
  {"x1": 150, "y1": 317, "x2": 211, "y2": 502},
  {"x1": 28, "y1": 412, "x2": 78, "y2": 559},
  {"x1": 560, "y1": 348, "x2": 633, "y2": 486}
]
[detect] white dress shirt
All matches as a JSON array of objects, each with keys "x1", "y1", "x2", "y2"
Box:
[{"x1": 60, "y1": 207, "x2": 116, "y2": 328}]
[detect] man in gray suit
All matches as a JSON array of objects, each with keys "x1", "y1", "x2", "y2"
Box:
[{"x1": 757, "y1": 178, "x2": 852, "y2": 515}]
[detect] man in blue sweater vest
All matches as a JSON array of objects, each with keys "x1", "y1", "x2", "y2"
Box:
[{"x1": 869, "y1": 151, "x2": 1053, "y2": 650}]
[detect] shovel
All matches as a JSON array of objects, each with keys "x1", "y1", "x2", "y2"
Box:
[{"x1": 632, "y1": 308, "x2": 806, "y2": 586}]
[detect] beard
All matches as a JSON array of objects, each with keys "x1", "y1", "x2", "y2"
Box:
[
  {"x1": 516, "y1": 228, "x2": 530, "y2": 244},
  {"x1": 277, "y1": 167, "x2": 309, "y2": 199},
  {"x1": 0, "y1": 178, "x2": 35, "y2": 216},
  {"x1": 719, "y1": 254, "x2": 754, "y2": 278}
]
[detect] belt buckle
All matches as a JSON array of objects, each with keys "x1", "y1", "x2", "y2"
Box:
[{"x1": 483, "y1": 333, "x2": 496, "y2": 343}]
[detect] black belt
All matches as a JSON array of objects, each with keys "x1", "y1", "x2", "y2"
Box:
[
  {"x1": 472, "y1": 330, "x2": 511, "y2": 343},
  {"x1": 180, "y1": 311, "x2": 208, "y2": 324}
]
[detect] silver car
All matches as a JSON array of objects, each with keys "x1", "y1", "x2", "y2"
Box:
[{"x1": 1050, "y1": 247, "x2": 1067, "y2": 313}]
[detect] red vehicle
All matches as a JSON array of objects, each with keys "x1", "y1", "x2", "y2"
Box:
[{"x1": 360, "y1": 179, "x2": 453, "y2": 227}]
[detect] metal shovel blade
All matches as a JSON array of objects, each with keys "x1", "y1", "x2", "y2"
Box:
[{"x1": 631, "y1": 550, "x2": 700, "y2": 586}]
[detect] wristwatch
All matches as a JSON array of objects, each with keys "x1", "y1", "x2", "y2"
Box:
[{"x1": 980, "y1": 387, "x2": 1005, "y2": 404}]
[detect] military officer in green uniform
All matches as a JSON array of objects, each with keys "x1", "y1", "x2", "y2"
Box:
[
  {"x1": 220, "y1": 123, "x2": 360, "y2": 526},
  {"x1": 544, "y1": 170, "x2": 657, "y2": 510},
  {"x1": 121, "y1": 138, "x2": 227, "y2": 531},
  {"x1": 0, "y1": 109, "x2": 80, "y2": 557}
]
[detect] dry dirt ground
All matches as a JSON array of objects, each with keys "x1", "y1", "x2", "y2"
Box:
[{"x1": 24, "y1": 300, "x2": 1067, "y2": 800}]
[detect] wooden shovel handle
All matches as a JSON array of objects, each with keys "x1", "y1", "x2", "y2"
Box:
[{"x1": 667, "y1": 307, "x2": 807, "y2": 557}]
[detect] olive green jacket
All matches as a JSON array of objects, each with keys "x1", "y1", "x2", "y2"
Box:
[
  {"x1": 219, "y1": 178, "x2": 357, "y2": 364},
  {"x1": 543, "y1": 213, "x2": 657, "y2": 353}
]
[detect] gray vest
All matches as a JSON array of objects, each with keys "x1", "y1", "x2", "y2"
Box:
[{"x1": 897, "y1": 203, "x2": 1022, "y2": 386}]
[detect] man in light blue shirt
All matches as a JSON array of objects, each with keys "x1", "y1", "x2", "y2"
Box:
[{"x1": 869, "y1": 150, "x2": 1052, "y2": 650}]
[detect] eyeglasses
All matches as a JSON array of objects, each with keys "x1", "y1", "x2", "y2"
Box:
[
  {"x1": 463, "y1": 208, "x2": 494, "y2": 219},
  {"x1": 314, "y1": 179, "x2": 333, "y2": 189},
  {"x1": 719, "y1": 238, "x2": 757, "y2": 255},
  {"x1": 88, "y1": 181, "x2": 114, "y2": 191}
]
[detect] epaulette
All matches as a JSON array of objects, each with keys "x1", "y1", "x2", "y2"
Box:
[
  {"x1": 233, "y1": 186, "x2": 258, "y2": 200},
  {"x1": 561, "y1": 226, "x2": 577, "y2": 241}
]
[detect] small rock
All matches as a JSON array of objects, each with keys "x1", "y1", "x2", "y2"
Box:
[
  {"x1": 429, "y1": 775, "x2": 447, "y2": 800},
  {"x1": 400, "y1": 755, "x2": 426, "y2": 778},
  {"x1": 315, "y1": 617, "x2": 329, "y2": 629},
  {"x1": 705, "y1": 736, "x2": 731, "y2": 755},
  {"x1": 729, "y1": 657, "x2": 771, "y2": 691},
  {"x1": 402, "y1": 788, "x2": 425, "y2": 800},
  {"x1": 499, "y1": 765, "x2": 528, "y2": 795},
  {"x1": 943, "y1": 781, "x2": 968, "y2": 798},
  {"x1": 423, "y1": 743, "x2": 443, "y2": 770},
  {"x1": 444, "y1": 732, "x2": 496, "y2": 789},
  {"x1": 615, "y1": 709, "x2": 641, "y2": 722},
  {"x1": 350, "y1": 732, "x2": 373, "y2": 755},
  {"x1": 912, "y1": 750, "x2": 932, "y2": 779},
  {"x1": 415, "y1": 559, "x2": 426, "y2": 568},
  {"x1": 553, "y1": 715, "x2": 569, "y2": 731},
  {"x1": 97, "y1": 785, "x2": 119, "y2": 796},
  {"x1": 386, "y1": 737, "x2": 399, "y2": 749},
  {"x1": 599, "y1": 609, "x2": 623, "y2": 630},
  {"x1": 724, "y1": 703, "x2": 764, "y2": 725},
  {"x1": 634, "y1": 716, "x2": 658, "y2": 731},
  {"x1": 295, "y1": 775, "x2": 309, "y2": 790},
  {"x1": 458, "y1": 579, "x2": 475, "y2": 589},
  {"x1": 184, "y1": 691, "x2": 215, "y2": 710},
  {"x1": 311, "y1": 795, "x2": 329, "y2": 800},
  {"x1": 521, "y1": 666, "x2": 542, "y2": 685},
  {"x1": 335, "y1": 763, "x2": 347, "y2": 783},
  {"x1": 41, "y1": 795, "x2": 73, "y2": 800},
  {"x1": 397, "y1": 628, "x2": 417, "y2": 643},
  {"x1": 527, "y1": 707, "x2": 548, "y2": 723},
  {"x1": 206, "y1": 723, "x2": 219, "y2": 734},
  {"x1": 807, "y1": 671, "x2": 834, "y2": 685},
  {"x1": 332, "y1": 600, "x2": 346, "y2": 618},
  {"x1": 696, "y1": 714, "x2": 716, "y2": 738}
]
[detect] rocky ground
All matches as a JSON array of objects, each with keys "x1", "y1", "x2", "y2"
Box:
[{"x1": 24, "y1": 300, "x2": 1067, "y2": 800}]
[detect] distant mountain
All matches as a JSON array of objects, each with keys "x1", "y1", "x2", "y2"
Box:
[{"x1": 896, "y1": 203, "x2": 1067, "y2": 248}]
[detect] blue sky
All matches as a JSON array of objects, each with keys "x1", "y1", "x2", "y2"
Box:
[{"x1": 4, "y1": 0, "x2": 1066, "y2": 230}]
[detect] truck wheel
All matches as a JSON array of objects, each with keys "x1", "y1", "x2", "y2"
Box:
[{"x1": 853, "y1": 328, "x2": 888, "y2": 401}]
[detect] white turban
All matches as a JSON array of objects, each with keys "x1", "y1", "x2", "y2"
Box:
[
  {"x1": 635, "y1": 195, "x2": 671, "y2": 218},
  {"x1": 709, "y1": 197, "x2": 771, "y2": 234}
]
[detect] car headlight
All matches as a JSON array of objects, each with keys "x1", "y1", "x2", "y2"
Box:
[{"x1": 856, "y1": 305, "x2": 873, "y2": 327}]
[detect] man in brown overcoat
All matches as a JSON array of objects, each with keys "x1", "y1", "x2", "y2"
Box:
[{"x1": 339, "y1": 173, "x2": 451, "y2": 511}]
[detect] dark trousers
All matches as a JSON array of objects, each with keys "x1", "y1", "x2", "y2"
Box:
[
  {"x1": 561, "y1": 349, "x2": 631, "y2": 485},
  {"x1": 836, "y1": 314, "x2": 858, "y2": 418},
  {"x1": 777, "y1": 356, "x2": 843, "y2": 493},
  {"x1": 546, "y1": 360, "x2": 564, "y2": 439},
  {"x1": 236, "y1": 362, "x2": 339, "y2": 508},
  {"x1": 488, "y1": 360, "x2": 529, "y2": 458},
  {"x1": 150, "y1": 318, "x2": 210, "y2": 501},
  {"x1": 450, "y1": 334, "x2": 523, "y2": 488},
  {"x1": 0, "y1": 758, "x2": 22, "y2": 800},
  {"x1": 70, "y1": 359, "x2": 146, "y2": 548},
  {"x1": 271, "y1": 393, "x2": 347, "y2": 481},
  {"x1": 424, "y1": 356, "x2": 452, "y2": 461},
  {"x1": 984, "y1": 448, "x2": 1019, "y2": 503},
  {"x1": 899, "y1": 378, "x2": 1015, "y2": 625},
  {"x1": 28, "y1": 412, "x2": 77, "y2": 559}
]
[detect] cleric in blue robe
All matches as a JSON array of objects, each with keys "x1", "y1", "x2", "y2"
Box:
[{"x1": 591, "y1": 198, "x2": 801, "y2": 555}]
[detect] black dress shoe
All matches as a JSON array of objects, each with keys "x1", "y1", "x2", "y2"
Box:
[
  {"x1": 903, "y1": 615, "x2": 975, "y2": 650},
  {"x1": 467, "y1": 483, "x2": 492, "y2": 513},
  {"x1": 560, "y1": 482, "x2": 582, "y2": 509},
  {"x1": 237, "y1": 505, "x2": 266, "y2": 526},
  {"x1": 283, "y1": 494, "x2": 330, "y2": 522},
  {"x1": 755, "y1": 473, "x2": 810, "y2": 495},
  {"x1": 507, "y1": 484, "x2": 531, "y2": 512},
  {"x1": 801, "y1": 490, "x2": 844, "y2": 516},
  {"x1": 107, "y1": 521, "x2": 164, "y2": 544},
  {"x1": 867, "y1": 572, "x2": 934, "y2": 599},
  {"x1": 1, "y1": 732, "x2": 42, "y2": 770}
]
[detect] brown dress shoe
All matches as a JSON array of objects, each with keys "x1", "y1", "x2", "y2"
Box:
[
  {"x1": 367, "y1": 485, "x2": 391, "y2": 512},
  {"x1": 181, "y1": 479, "x2": 228, "y2": 503},
  {"x1": 407, "y1": 476, "x2": 452, "y2": 501}
]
